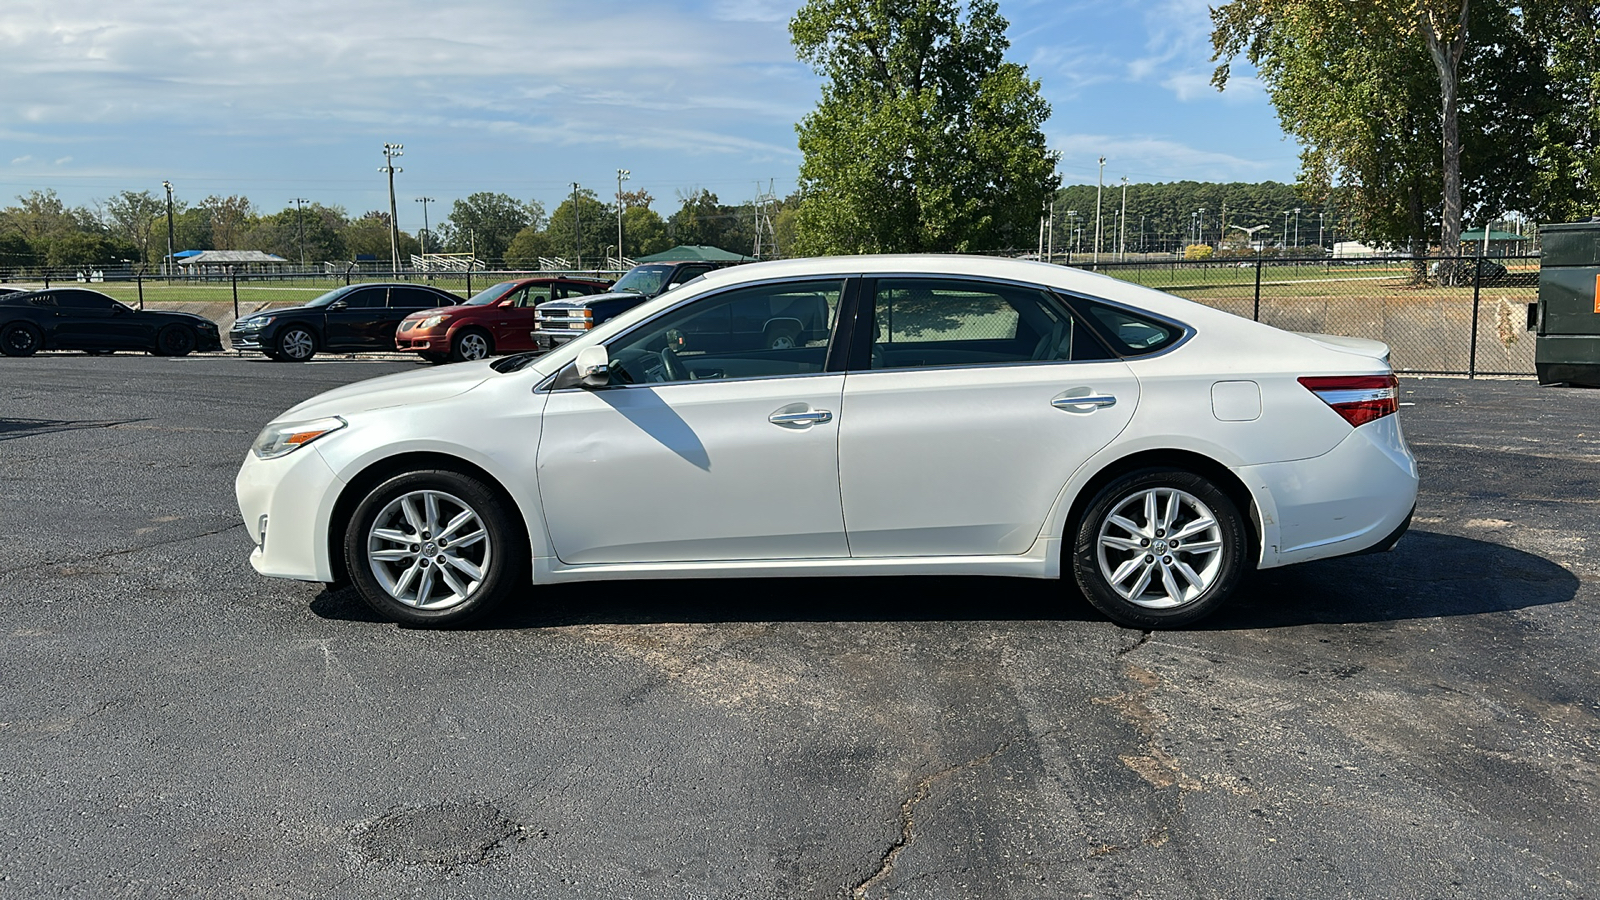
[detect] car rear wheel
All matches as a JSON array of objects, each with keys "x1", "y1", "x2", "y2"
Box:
[
  {"x1": 1071, "y1": 468, "x2": 1248, "y2": 629},
  {"x1": 1, "y1": 322, "x2": 42, "y2": 357},
  {"x1": 344, "y1": 469, "x2": 523, "y2": 627},
  {"x1": 277, "y1": 326, "x2": 316, "y2": 362},
  {"x1": 156, "y1": 325, "x2": 197, "y2": 357},
  {"x1": 450, "y1": 328, "x2": 493, "y2": 362}
]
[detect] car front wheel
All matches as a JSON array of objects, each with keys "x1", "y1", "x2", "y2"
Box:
[
  {"x1": 156, "y1": 325, "x2": 197, "y2": 357},
  {"x1": 1071, "y1": 468, "x2": 1248, "y2": 629},
  {"x1": 277, "y1": 326, "x2": 316, "y2": 362},
  {"x1": 344, "y1": 469, "x2": 523, "y2": 626},
  {"x1": 450, "y1": 328, "x2": 493, "y2": 362}
]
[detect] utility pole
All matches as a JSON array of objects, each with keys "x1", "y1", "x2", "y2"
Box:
[
  {"x1": 571, "y1": 182, "x2": 582, "y2": 269},
  {"x1": 1283, "y1": 210, "x2": 1292, "y2": 248},
  {"x1": 1293, "y1": 207, "x2": 1301, "y2": 249},
  {"x1": 1066, "y1": 210, "x2": 1078, "y2": 262},
  {"x1": 1094, "y1": 156, "x2": 1106, "y2": 264},
  {"x1": 292, "y1": 198, "x2": 310, "y2": 268},
  {"x1": 1319, "y1": 211, "x2": 1326, "y2": 250},
  {"x1": 616, "y1": 169, "x2": 630, "y2": 266},
  {"x1": 1197, "y1": 208, "x2": 1206, "y2": 248},
  {"x1": 1118, "y1": 176, "x2": 1128, "y2": 261},
  {"x1": 1046, "y1": 200, "x2": 1055, "y2": 263},
  {"x1": 1220, "y1": 200, "x2": 1227, "y2": 248},
  {"x1": 380, "y1": 142, "x2": 403, "y2": 272},
  {"x1": 414, "y1": 197, "x2": 435, "y2": 257},
  {"x1": 161, "y1": 180, "x2": 175, "y2": 283}
]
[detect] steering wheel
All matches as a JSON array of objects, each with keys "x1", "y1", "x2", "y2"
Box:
[{"x1": 659, "y1": 346, "x2": 689, "y2": 382}]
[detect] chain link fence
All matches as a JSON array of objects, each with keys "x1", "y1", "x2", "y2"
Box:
[
  {"x1": 5, "y1": 256, "x2": 1542, "y2": 376},
  {"x1": 1074, "y1": 254, "x2": 1540, "y2": 376}
]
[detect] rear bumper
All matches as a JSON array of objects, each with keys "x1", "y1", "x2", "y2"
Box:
[{"x1": 1238, "y1": 414, "x2": 1420, "y2": 569}]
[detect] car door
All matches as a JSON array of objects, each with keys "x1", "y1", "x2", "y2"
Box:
[
  {"x1": 322, "y1": 287, "x2": 386, "y2": 349},
  {"x1": 535, "y1": 277, "x2": 851, "y2": 565},
  {"x1": 836, "y1": 277, "x2": 1141, "y2": 558},
  {"x1": 385, "y1": 288, "x2": 448, "y2": 348},
  {"x1": 492, "y1": 284, "x2": 551, "y2": 351},
  {"x1": 52, "y1": 291, "x2": 144, "y2": 350}
]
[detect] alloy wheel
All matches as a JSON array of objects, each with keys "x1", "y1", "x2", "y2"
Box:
[
  {"x1": 365, "y1": 489, "x2": 492, "y2": 611},
  {"x1": 1095, "y1": 487, "x2": 1225, "y2": 610}
]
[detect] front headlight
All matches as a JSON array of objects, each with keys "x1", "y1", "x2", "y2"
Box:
[
  {"x1": 416, "y1": 315, "x2": 449, "y2": 330},
  {"x1": 251, "y1": 416, "x2": 346, "y2": 460},
  {"x1": 238, "y1": 317, "x2": 270, "y2": 331}
]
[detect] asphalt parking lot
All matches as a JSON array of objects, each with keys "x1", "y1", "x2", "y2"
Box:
[{"x1": 1, "y1": 353, "x2": 1597, "y2": 898}]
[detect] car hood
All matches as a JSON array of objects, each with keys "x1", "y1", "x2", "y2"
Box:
[
  {"x1": 538, "y1": 290, "x2": 641, "y2": 309},
  {"x1": 157, "y1": 310, "x2": 218, "y2": 325},
  {"x1": 278, "y1": 360, "x2": 496, "y2": 420},
  {"x1": 402, "y1": 305, "x2": 466, "y2": 320},
  {"x1": 236, "y1": 304, "x2": 320, "y2": 323}
]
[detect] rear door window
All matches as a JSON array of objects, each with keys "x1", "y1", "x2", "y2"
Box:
[
  {"x1": 869, "y1": 278, "x2": 1113, "y2": 369},
  {"x1": 1078, "y1": 301, "x2": 1183, "y2": 356}
]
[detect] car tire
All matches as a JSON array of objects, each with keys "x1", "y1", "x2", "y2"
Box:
[
  {"x1": 1070, "y1": 467, "x2": 1248, "y2": 629},
  {"x1": 156, "y1": 325, "x2": 197, "y2": 357},
  {"x1": 1, "y1": 322, "x2": 42, "y2": 357},
  {"x1": 450, "y1": 328, "x2": 493, "y2": 362},
  {"x1": 343, "y1": 469, "x2": 524, "y2": 627},
  {"x1": 276, "y1": 326, "x2": 317, "y2": 362}
]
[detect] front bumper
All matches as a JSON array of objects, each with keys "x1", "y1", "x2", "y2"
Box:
[
  {"x1": 395, "y1": 330, "x2": 447, "y2": 352},
  {"x1": 235, "y1": 444, "x2": 345, "y2": 582},
  {"x1": 229, "y1": 329, "x2": 264, "y2": 350},
  {"x1": 533, "y1": 329, "x2": 584, "y2": 352}
]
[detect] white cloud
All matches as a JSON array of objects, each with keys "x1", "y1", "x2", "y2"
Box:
[
  {"x1": 12, "y1": 155, "x2": 33, "y2": 165},
  {"x1": 53, "y1": 156, "x2": 72, "y2": 165},
  {"x1": 1051, "y1": 132, "x2": 1287, "y2": 182}
]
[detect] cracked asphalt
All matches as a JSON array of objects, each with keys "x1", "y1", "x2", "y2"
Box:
[{"x1": 1, "y1": 354, "x2": 1597, "y2": 898}]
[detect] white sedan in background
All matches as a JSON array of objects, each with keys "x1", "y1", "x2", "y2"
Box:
[{"x1": 236, "y1": 255, "x2": 1418, "y2": 629}]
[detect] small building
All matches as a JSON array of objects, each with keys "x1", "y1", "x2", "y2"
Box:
[
  {"x1": 1458, "y1": 228, "x2": 1532, "y2": 258},
  {"x1": 174, "y1": 250, "x2": 291, "y2": 275}
]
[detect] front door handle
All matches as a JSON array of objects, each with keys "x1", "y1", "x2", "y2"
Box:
[
  {"x1": 769, "y1": 409, "x2": 833, "y2": 427},
  {"x1": 1052, "y1": 395, "x2": 1117, "y2": 411}
]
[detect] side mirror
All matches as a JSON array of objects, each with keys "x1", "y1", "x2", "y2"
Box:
[
  {"x1": 575, "y1": 345, "x2": 611, "y2": 389},
  {"x1": 329, "y1": 299, "x2": 348, "y2": 310}
]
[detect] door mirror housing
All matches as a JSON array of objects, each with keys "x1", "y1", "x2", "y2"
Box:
[
  {"x1": 328, "y1": 299, "x2": 348, "y2": 310},
  {"x1": 575, "y1": 345, "x2": 611, "y2": 389}
]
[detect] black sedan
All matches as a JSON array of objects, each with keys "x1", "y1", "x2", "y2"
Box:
[
  {"x1": 0, "y1": 288, "x2": 222, "y2": 357},
  {"x1": 230, "y1": 282, "x2": 463, "y2": 362}
]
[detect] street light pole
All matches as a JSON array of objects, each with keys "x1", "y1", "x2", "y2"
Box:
[
  {"x1": 380, "y1": 142, "x2": 404, "y2": 272},
  {"x1": 291, "y1": 198, "x2": 310, "y2": 268},
  {"x1": 1094, "y1": 156, "x2": 1105, "y2": 264},
  {"x1": 571, "y1": 182, "x2": 582, "y2": 269},
  {"x1": 414, "y1": 197, "x2": 435, "y2": 257},
  {"x1": 616, "y1": 169, "x2": 630, "y2": 267},
  {"x1": 1282, "y1": 210, "x2": 1292, "y2": 248},
  {"x1": 1118, "y1": 176, "x2": 1128, "y2": 261},
  {"x1": 1197, "y1": 208, "x2": 1206, "y2": 248},
  {"x1": 1293, "y1": 207, "x2": 1301, "y2": 249},
  {"x1": 161, "y1": 180, "x2": 175, "y2": 283}
]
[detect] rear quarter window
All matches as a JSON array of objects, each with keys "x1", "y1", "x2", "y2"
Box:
[{"x1": 1080, "y1": 301, "x2": 1184, "y2": 356}]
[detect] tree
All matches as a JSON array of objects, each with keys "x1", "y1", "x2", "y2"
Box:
[
  {"x1": 441, "y1": 192, "x2": 541, "y2": 262},
  {"x1": 198, "y1": 195, "x2": 256, "y2": 250},
  {"x1": 101, "y1": 190, "x2": 164, "y2": 269},
  {"x1": 622, "y1": 206, "x2": 670, "y2": 257},
  {"x1": 790, "y1": 0, "x2": 1058, "y2": 254},
  {"x1": 1523, "y1": 0, "x2": 1600, "y2": 220},
  {"x1": 1211, "y1": 0, "x2": 1547, "y2": 259},
  {"x1": 504, "y1": 226, "x2": 554, "y2": 268},
  {"x1": 546, "y1": 189, "x2": 614, "y2": 266}
]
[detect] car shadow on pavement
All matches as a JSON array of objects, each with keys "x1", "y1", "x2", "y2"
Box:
[
  {"x1": 308, "y1": 530, "x2": 1578, "y2": 631},
  {"x1": 0, "y1": 417, "x2": 149, "y2": 441}
]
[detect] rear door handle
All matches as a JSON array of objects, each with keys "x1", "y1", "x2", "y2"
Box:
[
  {"x1": 769, "y1": 409, "x2": 833, "y2": 427},
  {"x1": 1052, "y1": 395, "x2": 1117, "y2": 411}
]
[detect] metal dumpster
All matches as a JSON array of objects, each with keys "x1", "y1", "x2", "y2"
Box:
[{"x1": 1536, "y1": 220, "x2": 1600, "y2": 386}]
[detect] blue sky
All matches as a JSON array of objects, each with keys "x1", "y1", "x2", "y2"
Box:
[{"x1": 0, "y1": 0, "x2": 1296, "y2": 228}]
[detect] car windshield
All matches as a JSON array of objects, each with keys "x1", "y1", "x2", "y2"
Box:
[
  {"x1": 610, "y1": 265, "x2": 673, "y2": 296},
  {"x1": 463, "y1": 282, "x2": 520, "y2": 306},
  {"x1": 305, "y1": 285, "x2": 360, "y2": 308}
]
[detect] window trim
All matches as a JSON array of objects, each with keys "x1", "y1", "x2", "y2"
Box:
[
  {"x1": 542, "y1": 274, "x2": 860, "y2": 392},
  {"x1": 851, "y1": 274, "x2": 1136, "y2": 374}
]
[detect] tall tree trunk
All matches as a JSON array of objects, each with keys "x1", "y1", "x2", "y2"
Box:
[{"x1": 1419, "y1": 0, "x2": 1471, "y2": 271}]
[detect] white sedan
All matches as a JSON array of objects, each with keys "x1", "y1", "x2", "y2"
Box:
[{"x1": 236, "y1": 256, "x2": 1418, "y2": 628}]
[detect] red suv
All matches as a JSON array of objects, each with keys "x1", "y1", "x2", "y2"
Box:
[{"x1": 396, "y1": 277, "x2": 610, "y2": 363}]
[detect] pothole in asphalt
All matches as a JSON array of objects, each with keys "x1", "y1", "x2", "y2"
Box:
[{"x1": 353, "y1": 800, "x2": 519, "y2": 869}]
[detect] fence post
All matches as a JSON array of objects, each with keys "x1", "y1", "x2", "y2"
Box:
[
  {"x1": 1468, "y1": 255, "x2": 1483, "y2": 379},
  {"x1": 231, "y1": 267, "x2": 239, "y2": 321},
  {"x1": 137, "y1": 271, "x2": 144, "y2": 310},
  {"x1": 466, "y1": 265, "x2": 473, "y2": 297},
  {"x1": 1253, "y1": 253, "x2": 1263, "y2": 321}
]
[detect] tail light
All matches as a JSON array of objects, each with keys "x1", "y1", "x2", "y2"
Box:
[{"x1": 1298, "y1": 375, "x2": 1398, "y2": 427}]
